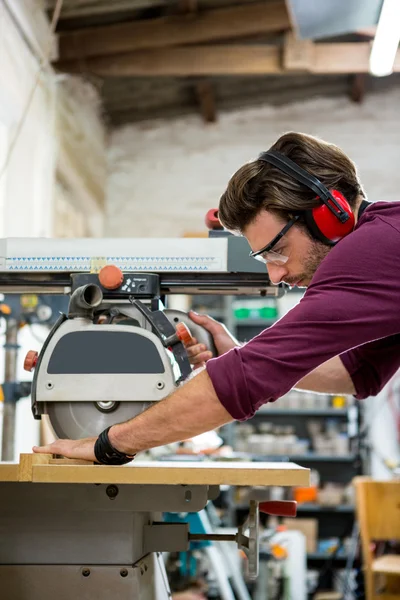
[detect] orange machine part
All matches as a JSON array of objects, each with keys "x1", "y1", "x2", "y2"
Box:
[
  {"x1": 24, "y1": 350, "x2": 38, "y2": 372},
  {"x1": 176, "y1": 322, "x2": 193, "y2": 346},
  {"x1": 98, "y1": 265, "x2": 124, "y2": 290}
]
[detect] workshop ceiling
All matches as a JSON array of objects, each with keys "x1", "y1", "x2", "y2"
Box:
[{"x1": 46, "y1": 0, "x2": 400, "y2": 125}]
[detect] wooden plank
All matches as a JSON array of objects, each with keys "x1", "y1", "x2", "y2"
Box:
[
  {"x1": 283, "y1": 31, "x2": 314, "y2": 71},
  {"x1": 0, "y1": 463, "x2": 20, "y2": 482},
  {"x1": 32, "y1": 460, "x2": 309, "y2": 487},
  {"x1": 57, "y1": 2, "x2": 289, "y2": 60},
  {"x1": 313, "y1": 42, "x2": 371, "y2": 74},
  {"x1": 58, "y1": 45, "x2": 282, "y2": 76},
  {"x1": 18, "y1": 453, "x2": 52, "y2": 482},
  {"x1": 313, "y1": 42, "x2": 400, "y2": 74},
  {"x1": 46, "y1": 0, "x2": 165, "y2": 19},
  {"x1": 48, "y1": 458, "x2": 92, "y2": 465},
  {"x1": 57, "y1": 42, "x2": 400, "y2": 76}
]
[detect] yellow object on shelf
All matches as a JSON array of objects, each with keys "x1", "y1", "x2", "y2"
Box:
[{"x1": 332, "y1": 395, "x2": 346, "y2": 409}]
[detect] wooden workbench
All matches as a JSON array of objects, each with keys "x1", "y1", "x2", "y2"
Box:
[
  {"x1": 0, "y1": 453, "x2": 309, "y2": 487},
  {"x1": 0, "y1": 454, "x2": 309, "y2": 599}
]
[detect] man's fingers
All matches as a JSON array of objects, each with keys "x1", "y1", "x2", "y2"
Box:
[
  {"x1": 188, "y1": 311, "x2": 222, "y2": 335},
  {"x1": 185, "y1": 340, "x2": 213, "y2": 362},
  {"x1": 185, "y1": 342, "x2": 207, "y2": 357},
  {"x1": 189, "y1": 351, "x2": 213, "y2": 365},
  {"x1": 33, "y1": 438, "x2": 97, "y2": 462},
  {"x1": 184, "y1": 336, "x2": 198, "y2": 348},
  {"x1": 33, "y1": 443, "x2": 56, "y2": 454},
  {"x1": 33, "y1": 440, "x2": 70, "y2": 456}
]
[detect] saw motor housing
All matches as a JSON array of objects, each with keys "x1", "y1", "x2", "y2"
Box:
[{"x1": 29, "y1": 273, "x2": 213, "y2": 439}]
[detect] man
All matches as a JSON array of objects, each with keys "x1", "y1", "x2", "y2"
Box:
[{"x1": 33, "y1": 132, "x2": 400, "y2": 463}]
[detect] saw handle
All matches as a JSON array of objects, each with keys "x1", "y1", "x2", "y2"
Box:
[
  {"x1": 259, "y1": 501, "x2": 297, "y2": 518},
  {"x1": 164, "y1": 309, "x2": 218, "y2": 358}
]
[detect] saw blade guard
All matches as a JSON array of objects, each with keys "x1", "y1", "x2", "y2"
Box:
[{"x1": 29, "y1": 284, "x2": 214, "y2": 439}]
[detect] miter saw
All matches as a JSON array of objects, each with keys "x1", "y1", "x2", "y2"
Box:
[
  {"x1": 25, "y1": 267, "x2": 217, "y2": 440},
  {"x1": 0, "y1": 231, "x2": 283, "y2": 443},
  {"x1": 0, "y1": 231, "x2": 305, "y2": 600}
]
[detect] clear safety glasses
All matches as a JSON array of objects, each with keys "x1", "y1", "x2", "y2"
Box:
[{"x1": 249, "y1": 215, "x2": 300, "y2": 265}]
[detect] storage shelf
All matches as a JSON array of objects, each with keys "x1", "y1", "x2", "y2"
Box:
[
  {"x1": 252, "y1": 454, "x2": 356, "y2": 463},
  {"x1": 259, "y1": 551, "x2": 350, "y2": 562},
  {"x1": 297, "y1": 503, "x2": 354, "y2": 513},
  {"x1": 254, "y1": 409, "x2": 348, "y2": 417},
  {"x1": 307, "y1": 552, "x2": 349, "y2": 561},
  {"x1": 235, "y1": 503, "x2": 354, "y2": 513}
]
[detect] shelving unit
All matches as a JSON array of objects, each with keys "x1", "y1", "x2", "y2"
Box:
[
  {"x1": 251, "y1": 453, "x2": 357, "y2": 463},
  {"x1": 261, "y1": 409, "x2": 348, "y2": 417}
]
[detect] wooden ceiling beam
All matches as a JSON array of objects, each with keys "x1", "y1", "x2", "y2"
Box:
[
  {"x1": 57, "y1": 45, "x2": 281, "y2": 76},
  {"x1": 350, "y1": 73, "x2": 366, "y2": 103},
  {"x1": 313, "y1": 43, "x2": 371, "y2": 74},
  {"x1": 195, "y1": 80, "x2": 217, "y2": 123},
  {"x1": 57, "y1": 43, "x2": 400, "y2": 77},
  {"x1": 46, "y1": 0, "x2": 166, "y2": 19},
  {"x1": 57, "y1": 1, "x2": 290, "y2": 61}
]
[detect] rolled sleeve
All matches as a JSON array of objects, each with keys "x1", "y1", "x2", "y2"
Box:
[
  {"x1": 340, "y1": 334, "x2": 400, "y2": 400},
  {"x1": 206, "y1": 348, "x2": 254, "y2": 421}
]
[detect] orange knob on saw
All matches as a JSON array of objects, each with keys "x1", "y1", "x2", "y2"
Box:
[
  {"x1": 98, "y1": 265, "x2": 124, "y2": 290},
  {"x1": 24, "y1": 350, "x2": 38, "y2": 372},
  {"x1": 176, "y1": 322, "x2": 193, "y2": 346}
]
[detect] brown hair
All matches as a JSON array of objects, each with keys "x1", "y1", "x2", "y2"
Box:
[{"x1": 218, "y1": 132, "x2": 365, "y2": 233}]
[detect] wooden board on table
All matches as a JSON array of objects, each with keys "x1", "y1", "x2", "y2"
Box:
[{"x1": 0, "y1": 454, "x2": 309, "y2": 487}]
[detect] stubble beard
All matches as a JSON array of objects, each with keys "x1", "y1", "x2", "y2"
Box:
[{"x1": 286, "y1": 240, "x2": 331, "y2": 287}]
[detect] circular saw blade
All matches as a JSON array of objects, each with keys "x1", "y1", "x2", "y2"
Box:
[{"x1": 46, "y1": 401, "x2": 152, "y2": 439}]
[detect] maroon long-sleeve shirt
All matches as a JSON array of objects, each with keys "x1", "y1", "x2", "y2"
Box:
[{"x1": 206, "y1": 201, "x2": 400, "y2": 420}]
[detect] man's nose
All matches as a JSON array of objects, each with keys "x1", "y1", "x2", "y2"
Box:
[{"x1": 267, "y1": 263, "x2": 288, "y2": 285}]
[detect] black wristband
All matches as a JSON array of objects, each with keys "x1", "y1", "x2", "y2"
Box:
[{"x1": 94, "y1": 426, "x2": 135, "y2": 465}]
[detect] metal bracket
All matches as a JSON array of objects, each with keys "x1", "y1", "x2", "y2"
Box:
[
  {"x1": 143, "y1": 522, "x2": 189, "y2": 553},
  {"x1": 130, "y1": 299, "x2": 192, "y2": 379},
  {"x1": 188, "y1": 499, "x2": 297, "y2": 579}
]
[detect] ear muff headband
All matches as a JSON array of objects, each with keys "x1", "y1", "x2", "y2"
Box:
[{"x1": 258, "y1": 150, "x2": 355, "y2": 245}]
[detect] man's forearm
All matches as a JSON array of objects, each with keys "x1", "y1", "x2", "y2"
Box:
[
  {"x1": 109, "y1": 370, "x2": 233, "y2": 455},
  {"x1": 295, "y1": 355, "x2": 355, "y2": 395}
]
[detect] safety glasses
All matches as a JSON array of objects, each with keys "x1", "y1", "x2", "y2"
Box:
[{"x1": 249, "y1": 215, "x2": 300, "y2": 265}]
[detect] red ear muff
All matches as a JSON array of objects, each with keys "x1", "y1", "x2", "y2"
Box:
[
  {"x1": 305, "y1": 190, "x2": 355, "y2": 245},
  {"x1": 257, "y1": 151, "x2": 356, "y2": 245}
]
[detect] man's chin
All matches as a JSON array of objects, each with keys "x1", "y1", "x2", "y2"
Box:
[
  {"x1": 297, "y1": 279, "x2": 309, "y2": 288},
  {"x1": 286, "y1": 278, "x2": 308, "y2": 288}
]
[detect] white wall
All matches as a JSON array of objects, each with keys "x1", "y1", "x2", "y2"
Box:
[
  {"x1": 0, "y1": 1, "x2": 57, "y2": 238},
  {"x1": 107, "y1": 87, "x2": 400, "y2": 238},
  {"x1": 0, "y1": 2, "x2": 107, "y2": 460}
]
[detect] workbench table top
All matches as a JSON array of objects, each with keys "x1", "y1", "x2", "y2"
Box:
[{"x1": 0, "y1": 454, "x2": 309, "y2": 487}]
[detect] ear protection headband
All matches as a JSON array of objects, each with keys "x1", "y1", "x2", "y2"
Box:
[{"x1": 258, "y1": 150, "x2": 355, "y2": 245}]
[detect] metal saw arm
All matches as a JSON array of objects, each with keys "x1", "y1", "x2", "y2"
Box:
[{"x1": 0, "y1": 236, "x2": 283, "y2": 297}]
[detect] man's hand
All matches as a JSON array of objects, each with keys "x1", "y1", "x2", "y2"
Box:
[
  {"x1": 186, "y1": 311, "x2": 240, "y2": 367},
  {"x1": 33, "y1": 437, "x2": 97, "y2": 462}
]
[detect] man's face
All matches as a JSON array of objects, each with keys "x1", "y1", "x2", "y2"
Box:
[{"x1": 243, "y1": 210, "x2": 331, "y2": 288}]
